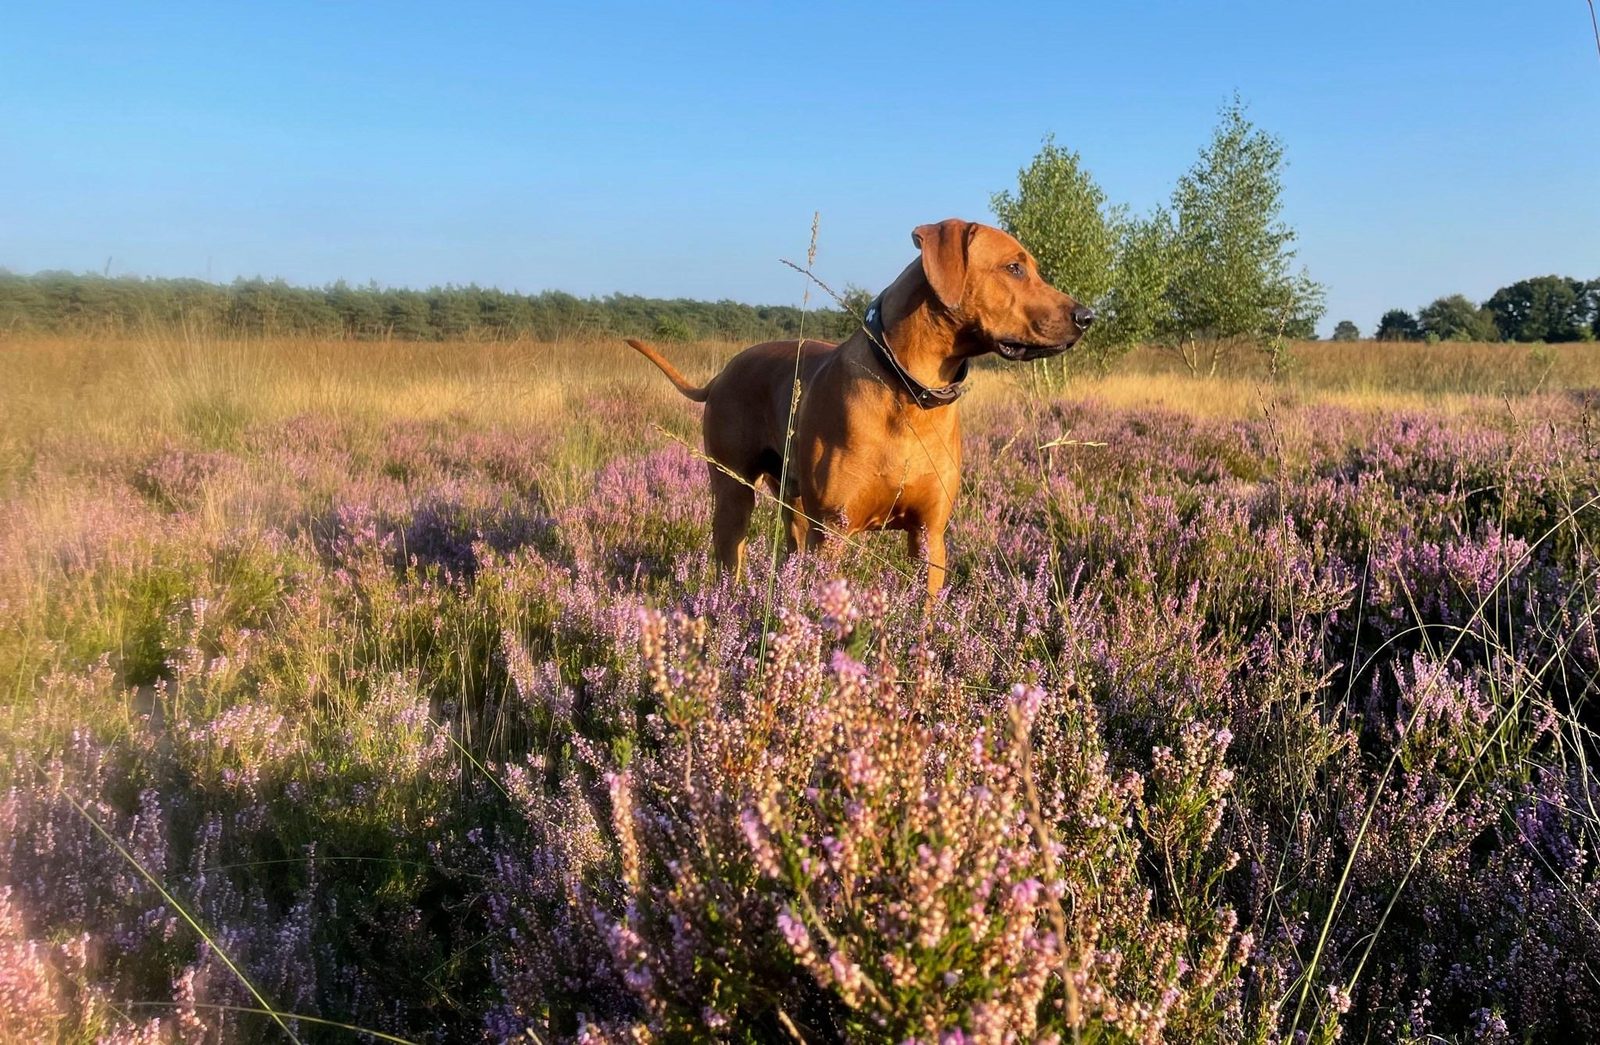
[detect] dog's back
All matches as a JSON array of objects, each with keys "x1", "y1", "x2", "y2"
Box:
[{"x1": 699, "y1": 339, "x2": 837, "y2": 484}]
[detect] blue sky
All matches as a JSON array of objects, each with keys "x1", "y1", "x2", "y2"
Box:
[{"x1": 3, "y1": 1, "x2": 1597, "y2": 335}]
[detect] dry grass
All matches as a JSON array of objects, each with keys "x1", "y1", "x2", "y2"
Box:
[
  {"x1": 1120, "y1": 337, "x2": 1600, "y2": 395},
  {"x1": 0, "y1": 334, "x2": 733, "y2": 482},
  {"x1": 0, "y1": 333, "x2": 730, "y2": 435},
  {"x1": 4, "y1": 333, "x2": 1597, "y2": 486}
]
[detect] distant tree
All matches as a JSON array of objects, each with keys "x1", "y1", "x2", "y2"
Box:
[
  {"x1": 326, "y1": 280, "x2": 383, "y2": 338},
  {"x1": 1375, "y1": 309, "x2": 1422, "y2": 342},
  {"x1": 1284, "y1": 309, "x2": 1319, "y2": 339},
  {"x1": 839, "y1": 283, "x2": 873, "y2": 321},
  {"x1": 991, "y1": 135, "x2": 1133, "y2": 371},
  {"x1": 382, "y1": 290, "x2": 433, "y2": 339},
  {"x1": 227, "y1": 278, "x2": 282, "y2": 334},
  {"x1": 1331, "y1": 320, "x2": 1360, "y2": 341},
  {"x1": 1418, "y1": 294, "x2": 1498, "y2": 342},
  {"x1": 1154, "y1": 97, "x2": 1325, "y2": 375},
  {"x1": 164, "y1": 278, "x2": 230, "y2": 331},
  {"x1": 1485, "y1": 275, "x2": 1594, "y2": 342},
  {"x1": 0, "y1": 271, "x2": 47, "y2": 333},
  {"x1": 824, "y1": 283, "x2": 875, "y2": 340},
  {"x1": 429, "y1": 287, "x2": 478, "y2": 339},
  {"x1": 653, "y1": 315, "x2": 693, "y2": 341}
]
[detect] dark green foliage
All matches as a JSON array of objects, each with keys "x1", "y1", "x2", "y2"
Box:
[
  {"x1": 1417, "y1": 294, "x2": 1499, "y2": 342},
  {"x1": 1379, "y1": 278, "x2": 1597, "y2": 347},
  {"x1": 1331, "y1": 320, "x2": 1360, "y2": 341},
  {"x1": 0, "y1": 269, "x2": 861, "y2": 342},
  {"x1": 653, "y1": 315, "x2": 693, "y2": 342},
  {"x1": 1375, "y1": 309, "x2": 1422, "y2": 342},
  {"x1": 1484, "y1": 276, "x2": 1598, "y2": 343}
]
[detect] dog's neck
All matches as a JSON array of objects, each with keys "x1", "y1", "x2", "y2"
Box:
[{"x1": 872, "y1": 262, "x2": 981, "y2": 390}]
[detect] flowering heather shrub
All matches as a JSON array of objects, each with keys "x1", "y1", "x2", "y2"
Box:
[{"x1": 3, "y1": 381, "x2": 1600, "y2": 1042}]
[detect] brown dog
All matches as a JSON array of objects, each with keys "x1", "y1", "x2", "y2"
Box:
[{"x1": 625, "y1": 218, "x2": 1092, "y2": 595}]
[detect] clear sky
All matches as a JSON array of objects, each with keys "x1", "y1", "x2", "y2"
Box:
[{"x1": 3, "y1": 1, "x2": 1597, "y2": 336}]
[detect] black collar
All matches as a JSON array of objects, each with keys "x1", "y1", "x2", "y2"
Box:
[{"x1": 863, "y1": 296, "x2": 969, "y2": 410}]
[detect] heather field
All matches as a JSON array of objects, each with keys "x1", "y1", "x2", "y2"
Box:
[{"x1": 6, "y1": 332, "x2": 1600, "y2": 1044}]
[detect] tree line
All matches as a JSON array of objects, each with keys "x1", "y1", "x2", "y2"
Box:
[
  {"x1": 0, "y1": 270, "x2": 865, "y2": 343},
  {"x1": 1329, "y1": 277, "x2": 1600, "y2": 343}
]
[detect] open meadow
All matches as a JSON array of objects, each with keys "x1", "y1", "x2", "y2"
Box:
[{"x1": 4, "y1": 332, "x2": 1600, "y2": 1043}]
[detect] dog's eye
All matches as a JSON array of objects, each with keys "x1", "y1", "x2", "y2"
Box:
[{"x1": 1005, "y1": 262, "x2": 1026, "y2": 279}]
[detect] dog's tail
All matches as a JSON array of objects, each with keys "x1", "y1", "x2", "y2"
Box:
[{"x1": 624, "y1": 339, "x2": 710, "y2": 402}]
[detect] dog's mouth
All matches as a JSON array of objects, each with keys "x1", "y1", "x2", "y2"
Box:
[{"x1": 994, "y1": 337, "x2": 1074, "y2": 361}]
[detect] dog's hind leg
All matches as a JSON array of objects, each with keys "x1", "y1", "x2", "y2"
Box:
[
  {"x1": 779, "y1": 471, "x2": 825, "y2": 558},
  {"x1": 709, "y1": 467, "x2": 755, "y2": 582}
]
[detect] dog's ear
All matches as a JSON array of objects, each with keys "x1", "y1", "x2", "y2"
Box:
[{"x1": 911, "y1": 219, "x2": 973, "y2": 312}]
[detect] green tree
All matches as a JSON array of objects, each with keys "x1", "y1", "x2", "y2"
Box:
[
  {"x1": 1156, "y1": 98, "x2": 1325, "y2": 375},
  {"x1": 1485, "y1": 276, "x2": 1594, "y2": 342},
  {"x1": 383, "y1": 290, "x2": 433, "y2": 339},
  {"x1": 1375, "y1": 309, "x2": 1422, "y2": 342},
  {"x1": 1331, "y1": 320, "x2": 1360, "y2": 341},
  {"x1": 820, "y1": 283, "x2": 874, "y2": 340},
  {"x1": 326, "y1": 280, "x2": 386, "y2": 339},
  {"x1": 1417, "y1": 294, "x2": 1498, "y2": 342},
  {"x1": 653, "y1": 315, "x2": 693, "y2": 341},
  {"x1": 429, "y1": 286, "x2": 478, "y2": 339},
  {"x1": 991, "y1": 135, "x2": 1139, "y2": 372},
  {"x1": 226, "y1": 278, "x2": 282, "y2": 335},
  {"x1": 991, "y1": 136, "x2": 1117, "y2": 296},
  {"x1": 1103, "y1": 209, "x2": 1176, "y2": 353}
]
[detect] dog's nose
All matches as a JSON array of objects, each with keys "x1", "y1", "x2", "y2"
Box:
[{"x1": 1073, "y1": 305, "x2": 1096, "y2": 328}]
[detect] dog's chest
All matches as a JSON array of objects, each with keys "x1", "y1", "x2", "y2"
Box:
[{"x1": 828, "y1": 425, "x2": 960, "y2": 530}]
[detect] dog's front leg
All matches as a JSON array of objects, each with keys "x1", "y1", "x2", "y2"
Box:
[{"x1": 908, "y1": 524, "x2": 948, "y2": 600}]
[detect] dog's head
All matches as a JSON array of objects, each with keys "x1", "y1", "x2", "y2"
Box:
[{"x1": 912, "y1": 218, "x2": 1093, "y2": 360}]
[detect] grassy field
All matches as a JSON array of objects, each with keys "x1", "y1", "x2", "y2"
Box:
[{"x1": 3, "y1": 331, "x2": 1600, "y2": 1042}]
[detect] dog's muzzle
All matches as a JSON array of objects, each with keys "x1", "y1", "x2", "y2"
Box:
[{"x1": 994, "y1": 304, "x2": 1092, "y2": 361}]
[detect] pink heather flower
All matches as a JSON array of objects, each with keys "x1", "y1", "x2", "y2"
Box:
[
  {"x1": 1009, "y1": 682, "x2": 1047, "y2": 726},
  {"x1": 606, "y1": 772, "x2": 642, "y2": 892},
  {"x1": 829, "y1": 951, "x2": 867, "y2": 998},
  {"x1": 738, "y1": 807, "x2": 761, "y2": 849},
  {"x1": 1010, "y1": 877, "x2": 1043, "y2": 909},
  {"x1": 818, "y1": 578, "x2": 860, "y2": 638},
  {"x1": 174, "y1": 963, "x2": 207, "y2": 1038},
  {"x1": 776, "y1": 909, "x2": 811, "y2": 952}
]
